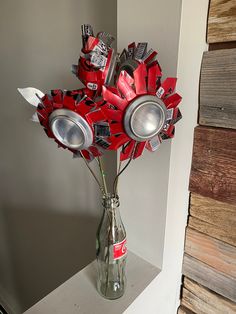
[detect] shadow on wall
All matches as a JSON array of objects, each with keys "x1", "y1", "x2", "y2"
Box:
[{"x1": 2, "y1": 206, "x2": 100, "y2": 312}]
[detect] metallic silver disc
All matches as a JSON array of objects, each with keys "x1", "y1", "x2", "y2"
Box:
[
  {"x1": 124, "y1": 95, "x2": 167, "y2": 141},
  {"x1": 49, "y1": 109, "x2": 93, "y2": 150}
]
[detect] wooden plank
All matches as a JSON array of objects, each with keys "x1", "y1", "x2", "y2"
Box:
[
  {"x1": 185, "y1": 228, "x2": 236, "y2": 278},
  {"x1": 190, "y1": 194, "x2": 236, "y2": 233},
  {"x1": 209, "y1": 42, "x2": 236, "y2": 51},
  {"x1": 182, "y1": 254, "x2": 236, "y2": 302},
  {"x1": 182, "y1": 277, "x2": 236, "y2": 314},
  {"x1": 184, "y1": 277, "x2": 236, "y2": 313},
  {"x1": 188, "y1": 216, "x2": 230, "y2": 245},
  {"x1": 182, "y1": 288, "x2": 217, "y2": 314},
  {"x1": 207, "y1": 0, "x2": 236, "y2": 43},
  {"x1": 178, "y1": 305, "x2": 195, "y2": 314},
  {"x1": 199, "y1": 49, "x2": 236, "y2": 129},
  {"x1": 189, "y1": 126, "x2": 236, "y2": 205},
  {"x1": 188, "y1": 216, "x2": 236, "y2": 246}
]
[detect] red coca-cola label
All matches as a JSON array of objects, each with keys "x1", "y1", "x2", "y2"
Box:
[{"x1": 113, "y1": 239, "x2": 127, "y2": 260}]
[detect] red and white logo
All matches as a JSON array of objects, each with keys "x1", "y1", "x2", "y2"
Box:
[{"x1": 113, "y1": 238, "x2": 127, "y2": 260}]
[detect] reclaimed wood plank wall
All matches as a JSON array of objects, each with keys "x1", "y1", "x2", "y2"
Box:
[{"x1": 178, "y1": 0, "x2": 236, "y2": 313}]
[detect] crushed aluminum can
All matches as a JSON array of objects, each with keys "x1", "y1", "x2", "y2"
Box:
[
  {"x1": 134, "y1": 42, "x2": 147, "y2": 61},
  {"x1": 146, "y1": 136, "x2": 161, "y2": 152},
  {"x1": 170, "y1": 108, "x2": 182, "y2": 125},
  {"x1": 94, "y1": 122, "x2": 111, "y2": 137},
  {"x1": 97, "y1": 31, "x2": 115, "y2": 47},
  {"x1": 94, "y1": 40, "x2": 109, "y2": 56},
  {"x1": 95, "y1": 137, "x2": 111, "y2": 149},
  {"x1": 119, "y1": 49, "x2": 128, "y2": 64},
  {"x1": 81, "y1": 24, "x2": 94, "y2": 48},
  {"x1": 166, "y1": 108, "x2": 174, "y2": 121},
  {"x1": 141, "y1": 49, "x2": 157, "y2": 64},
  {"x1": 85, "y1": 37, "x2": 109, "y2": 56},
  {"x1": 156, "y1": 78, "x2": 177, "y2": 99},
  {"x1": 128, "y1": 42, "x2": 136, "y2": 59},
  {"x1": 117, "y1": 71, "x2": 136, "y2": 101},
  {"x1": 90, "y1": 52, "x2": 107, "y2": 70}
]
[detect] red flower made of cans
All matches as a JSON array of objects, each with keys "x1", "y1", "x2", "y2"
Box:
[
  {"x1": 36, "y1": 88, "x2": 114, "y2": 161},
  {"x1": 101, "y1": 61, "x2": 182, "y2": 161}
]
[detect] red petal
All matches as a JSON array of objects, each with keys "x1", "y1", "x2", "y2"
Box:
[
  {"x1": 89, "y1": 146, "x2": 102, "y2": 157},
  {"x1": 84, "y1": 36, "x2": 99, "y2": 52},
  {"x1": 163, "y1": 125, "x2": 175, "y2": 138},
  {"x1": 156, "y1": 78, "x2": 177, "y2": 99},
  {"x1": 102, "y1": 86, "x2": 128, "y2": 110},
  {"x1": 107, "y1": 86, "x2": 120, "y2": 96},
  {"x1": 117, "y1": 71, "x2": 136, "y2": 101},
  {"x1": 110, "y1": 123, "x2": 123, "y2": 134},
  {"x1": 109, "y1": 134, "x2": 130, "y2": 150},
  {"x1": 44, "y1": 127, "x2": 54, "y2": 139},
  {"x1": 81, "y1": 149, "x2": 93, "y2": 161},
  {"x1": 164, "y1": 93, "x2": 182, "y2": 109},
  {"x1": 42, "y1": 94, "x2": 53, "y2": 108},
  {"x1": 53, "y1": 102, "x2": 63, "y2": 109},
  {"x1": 133, "y1": 141, "x2": 146, "y2": 159},
  {"x1": 86, "y1": 108, "x2": 106, "y2": 124},
  {"x1": 148, "y1": 63, "x2": 162, "y2": 94},
  {"x1": 142, "y1": 49, "x2": 158, "y2": 64},
  {"x1": 134, "y1": 63, "x2": 147, "y2": 95},
  {"x1": 122, "y1": 71, "x2": 134, "y2": 86},
  {"x1": 63, "y1": 93, "x2": 76, "y2": 110},
  {"x1": 76, "y1": 98, "x2": 96, "y2": 115},
  {"x1": 51, "y1": 89, "x2": 63, "y2": 103},
  {"x1": 102, "y1": 107, "x2": 123, "y2": 122}
]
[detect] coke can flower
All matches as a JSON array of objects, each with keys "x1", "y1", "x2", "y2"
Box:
[
  {"x1": 102, "y1": 58, "x2": 182, "y2": 161},
  {"x1": 18, "y1": 87, "x2": 113, "y2": 161}
]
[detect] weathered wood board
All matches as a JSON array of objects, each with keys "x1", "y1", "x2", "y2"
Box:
[
  {"x1": 188, "y1": 216, "x2": 236, "y2": 246},
  {"x1": 199, "y1": 49, "x2": 236, "y2": 129},
  {"x1": 190, "y1": 194, "x2": 236, "y2": 232},
  {"x1": 182, "y1": 277, "x2": 236, "y2": 314},
  {"x1": 189, "y1": 126, "x2": 236, "y2": 204},
  {"x1": 207, "y1": 0, "x2": 236, "y2": 43},
  {"x1": 185, "y1": 228, "x2": 236, "y2": 278},
  {"x1": 178, "y1": 305, "x2": 195, "y2": 314},
  {"x1": 182, "y1": 254, "x2": 236, "y2": 302},
  {"x1": 189, "y1": 194, "x2": 236, "y2": 246}
]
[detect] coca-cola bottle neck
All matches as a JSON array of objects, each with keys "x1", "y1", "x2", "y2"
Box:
[{"x1": 102, "y1": 193, "x2": 120, "y2": 211}]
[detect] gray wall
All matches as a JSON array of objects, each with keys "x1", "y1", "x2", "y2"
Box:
[{"x1": 0, "y1": 0, "x2": 117, "y2": 312}]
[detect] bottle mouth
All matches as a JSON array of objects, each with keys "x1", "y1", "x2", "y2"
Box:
[{"x1": 102, "y1": 193, "x2": 120, "y2": 208}]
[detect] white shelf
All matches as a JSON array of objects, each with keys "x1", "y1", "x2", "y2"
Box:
[{"x1": 23, "y1": 251, "x2": 160, "y2": 314}]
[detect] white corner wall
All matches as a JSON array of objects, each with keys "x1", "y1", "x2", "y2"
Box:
[{"x1": 121, "y1": 0, "x2": 209, "y2": 313}]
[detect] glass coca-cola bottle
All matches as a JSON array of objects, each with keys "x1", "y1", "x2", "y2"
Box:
[{"x1": 96, "y1": 193, "x2": 127, "y2": 299}]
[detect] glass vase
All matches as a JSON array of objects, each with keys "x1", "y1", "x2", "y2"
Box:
[{"x1": 96, "y1": 194, "x2": 127, "y2": 299}]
